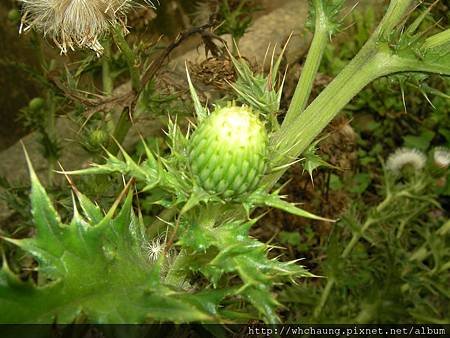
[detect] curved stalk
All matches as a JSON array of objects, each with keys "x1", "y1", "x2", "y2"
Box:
[
  {"x1": 267, "y1": 42, "x2": 399, "y2": 187},
  {"x1": 282, "y1": 0, "x2": 330, "y2": 126}
]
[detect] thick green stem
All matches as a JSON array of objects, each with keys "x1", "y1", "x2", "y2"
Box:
[
  {"x1": 375, "y1": 0, "x2": 415, "y2": 37},
  {"x1": 268, "y1": 0, "x2": 440, "y2": 188},
  {"x1": 422, "y1": 28, "x2": 450, "y2": 50},
  {"x1": 283, "y1": 0, "x2": 329, "y2": 126},
  {"x1": 279, "y1": 45, "x2": 391, "y2": 151},
  {"x1": 267, "y1": 43, "x2": 398, "y2": 187}
]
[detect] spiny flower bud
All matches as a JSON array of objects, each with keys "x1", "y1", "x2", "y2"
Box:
[
  {"x1": 189, "y1": 106, "x2": 268, "y2": 198},
  {"x1": 19, "y1": 0, "x2": 155, "y2": 55}
]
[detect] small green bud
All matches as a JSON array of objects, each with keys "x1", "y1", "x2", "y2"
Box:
[
  {"x1": 7, "y1": 9, "x2": 21, "y2": 24},
  {"x1": 88, "y1": 129, "x2": 109, "y2": 147},
  {"x1": 189, "y1": 105, "x2": 268, "y2": 198},
  {"x1": 28, "y1": 97, "x2": 45, "y2": 111}
]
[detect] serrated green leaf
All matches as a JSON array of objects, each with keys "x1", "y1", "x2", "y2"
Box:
[
  {"x1": 181, "y1": 219, "x2": 313, "y2": 323},
  {"x1": 0, "y1": 159, "x2": 227, "y2": 324}
]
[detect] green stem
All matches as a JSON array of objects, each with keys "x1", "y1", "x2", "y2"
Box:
[
  {"x1": 314, "y1": 193, "x2": 392, "y2": 318},
  {"x1": 267, "y1": 42, "x2": 397, "y2": 187},
  {"x1": 112, "y1": 26, "x2": 141, "y2": 92},
  {"x1": 108, "y1": 28, "x2": 141, "y2": 155},
  {"x1": 313, "y1": 217, "x2": 374, "y2": 319},
  {"x1": 268, "y1": 0, "x2": 434, "y2": 188},
  {"x1": 422, "y1": 28, "x2": 450, "y2": 50},
  {"x1": 374, "y1": 0, "x2": 415, "y2": 37},
  {"x1": 282, "y1": 0, "x2": 329, "y2": 126},
  {"x1": 46, "y1": 91, "x2": 57, "y2": 182},
  {"x1": 102, "y1": 39, "x2": 114, "y2": 95},
  {"x1": 341, "y1": 218, "x2": 373, "y2": 258},
  {"x1": 376, "y1": 192, "x2": 392, "y2": 212},
  {"x1": 101, "y1": 39, "x2": 116, "y2": 138},
  {"x1": 313, "y1": 278, "x2": 335, "y2": 319},
  {"x1": 107, "y1": 107, "x2": 132, "y2": 155}
]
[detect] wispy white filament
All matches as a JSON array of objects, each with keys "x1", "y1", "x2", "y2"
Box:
[
  {"x1": 142, "y1": 234, "x2": 166, "y2": 262},
  {"x1": 386, "y1": 147, "x2": 426, "y2": 174},
  {"x1": 433, "y1": 147, "x2": 450, "y2": 168},
  {"x1": 19, "y1": 0, "x2": 155, "y2": 55}
]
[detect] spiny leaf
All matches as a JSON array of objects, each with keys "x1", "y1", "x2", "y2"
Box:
[
  {"x1": 0, "y1": 157, "x2": 228, "y2": 324},
  {"x1": 62, "y1": 144, "x2": 158, "y2": 185},
  {"x1": 75, "y1": 190, "x2": 103, "y2": 224},
  {"x1": 246, "y1": 190, "x2": 334, "y2": 222},
  {"x1": 179, "y1": 219, "x2": 312, "y2": 323},
  {"x1": 23, "y1": 146, "x2": 66, "y2": 257},
  {"x1": 186, "y1": 63, "x2": 208, "y2": 122},
  {"x1": 302, "y1": 139, "x2": 338, "y2": 182},
  {"x1": 228, "y1": 52, "x2": 283, "y2": 119}
]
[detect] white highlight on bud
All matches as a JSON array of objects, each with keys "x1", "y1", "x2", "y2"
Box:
[
  {"x1": 386, "y1": 147, "x2": 426, "y2": 174},
  {"x1": 433, "y1": 147, "x2": 450, "y2": 168},
  {"x1": 214, "y1": 106, "x2": 262, "y2": 147},
  {"x1": 19, "y1": 0, "x2": 155, "y2": 55}
]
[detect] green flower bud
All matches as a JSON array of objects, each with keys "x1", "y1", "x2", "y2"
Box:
[
  {"x1": 189, "y1": 106, "x2": 268, "y2": 198},
  {"x1": 28, "y1": 97, "x2": 45, "y2": 111},
  {"x1": 88, "y1": 129, "x2": 109, "y2": 149},
  {"x1": 7, "y1": 9, "x2": 20, "y2": 24}
]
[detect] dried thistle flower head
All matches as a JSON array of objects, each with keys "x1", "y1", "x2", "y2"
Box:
[
  {"x1": 386, "y1": 147, "x2": 426, "y2": 174},
  {"x1": 19, "y1": 0, "x2": 155, "y2": 55}
]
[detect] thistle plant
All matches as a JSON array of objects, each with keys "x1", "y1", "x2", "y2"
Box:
[{"x1": 1, "y1": 0, "x2": 449, "y2": 324}]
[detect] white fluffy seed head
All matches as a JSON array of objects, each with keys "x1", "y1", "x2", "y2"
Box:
[
  {"x1": 386, "y1": 147, "x2": 427, "y2": 174},
  {"x1": 433, "y1": 147, "x2": 450, "y2": 169},
  {"x1": 19, "y1": 0, "x2": 155, "y2": 55}
]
